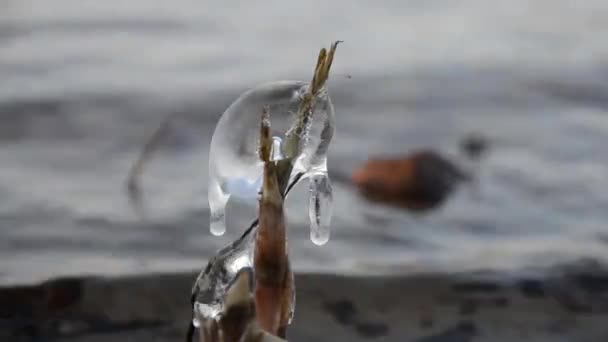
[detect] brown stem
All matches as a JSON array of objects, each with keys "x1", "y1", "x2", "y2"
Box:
[{"x1": 254, "y1": 107, "x2": 292, "y2": 335}]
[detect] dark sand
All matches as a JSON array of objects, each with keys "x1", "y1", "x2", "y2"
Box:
[{"x1": 3, "y1": 260, "x2": 608, "y2": 341}]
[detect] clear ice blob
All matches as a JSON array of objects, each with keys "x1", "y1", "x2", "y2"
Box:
[
  {"x1": 192, "y1": 230, "x2": 254, "y2": 323},
  {"x1": 192, "y1": 225, "x2": 296, "y2": 326},
  {"x1": 208, "y1": 80, "x2": 335, "y2": 243}
]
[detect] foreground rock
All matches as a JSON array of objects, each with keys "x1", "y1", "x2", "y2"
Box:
[{"x1": 2, "y1": 260, "x2": 608, "y2": 341}]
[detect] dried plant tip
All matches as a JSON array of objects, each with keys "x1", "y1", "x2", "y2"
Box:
[
  {"x1": 259, "y1": 109, "x2": 282, "y2": 205},
  {"x1": 259, "y1": 106, "x2": 272, "y2": 163},
  {"x1": 311, "y1": 48, "x2": 328, "y2": 94},
  {"x1": 283, "y1": 41, "x2": 341, "y2": 160},
  {"x1": 324, "y1": 40, "x2": 342, "y2": 77}
]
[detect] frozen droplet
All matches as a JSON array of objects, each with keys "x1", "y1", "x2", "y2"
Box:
[
  {"x1": 191, "y1": 312, "x2": 201, "y2": 328},
  {"x1": 208, "y1": 80, "x2": 335, "y2": 239},
  {"x1": 309, "y1": 169, "x2": 333, "y2": 246},
  {"x1": 210, "y1": 221, "x2": 225, "y2": 237},
  {"x1": 209, "y1": 181, "x2": 229, "y2": 236}
]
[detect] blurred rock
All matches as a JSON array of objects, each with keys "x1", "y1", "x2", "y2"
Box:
[
  {"x1": 352, "y1": 133, "x2": 491, "y2": 212},
  {"x1": 352, "y1": 150, "x2": 470, "y2": 211}
]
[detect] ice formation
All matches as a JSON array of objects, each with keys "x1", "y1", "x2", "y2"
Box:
[
  {"x1": 208, "y1": 80, "x2": 335, "y2": 245},
  {"x1": 192, "y1": 227, "x2": 255, "y2": 326},
  {"x1": 192, "y1": 222, "x2": 295, "y2": 329},
  {"x1": 191, "y1": 43, "x2": 340, "y2": 340}
]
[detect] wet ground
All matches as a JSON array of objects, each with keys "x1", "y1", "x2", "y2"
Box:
[
  {"x1": 2, "y1": 0, "x2": 608, "y2": 284},
  {"x1": 3, "y1": 260, "x2": 608, "y2": 341}
]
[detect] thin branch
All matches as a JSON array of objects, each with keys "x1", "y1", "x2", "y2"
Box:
[{"x1": 125, "y1": 115, "x2": 175, "y2": 218}]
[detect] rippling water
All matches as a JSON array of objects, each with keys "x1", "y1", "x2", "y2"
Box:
[{"x1": 2, "y1": 0, "x2": 608, "y2": 284}]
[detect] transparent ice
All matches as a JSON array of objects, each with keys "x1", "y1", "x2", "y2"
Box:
[
  {"x1": 208, "y1": 80, "x2": 335, "y2": 245},
  {"x1": 309, "y1": 170, "x2": 333, "y2": 246},
  {"x1": 192, "y1": 229, "x2": 254, "y2": 324},
  {"x1": 191, "y1": 225, "x2": 296, "y2": 326}
]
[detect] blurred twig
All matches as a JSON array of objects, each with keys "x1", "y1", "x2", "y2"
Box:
[{"x1": 125, "y1": 115, "x2": 175, "y2": 218}]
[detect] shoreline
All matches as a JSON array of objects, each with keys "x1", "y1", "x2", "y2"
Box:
[{"x1": 2, "y1": 260, "x2": 608, "y2": 341}]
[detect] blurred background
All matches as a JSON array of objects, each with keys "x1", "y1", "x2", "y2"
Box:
[{"x1": 1, "y1": 0, "x2": 608, "y2": 285}]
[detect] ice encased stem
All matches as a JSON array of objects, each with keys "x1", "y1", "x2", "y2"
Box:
[
  {"x1": 207, "y1": 80, "x2": 335, "y2": 243},
  {"x1": 192, "y1": 229, "x2": 254, "y2": 324}
]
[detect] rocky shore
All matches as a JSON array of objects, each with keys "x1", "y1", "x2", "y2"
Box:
[{"x1": 2, "y1": 260, "x2": 608, "y2": 341}]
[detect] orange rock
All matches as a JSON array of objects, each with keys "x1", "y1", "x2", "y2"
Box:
[{"x1": 352, "y1": 150, "x2": 470, "y2": 211}]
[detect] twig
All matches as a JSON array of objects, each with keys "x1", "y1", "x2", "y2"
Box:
[
  {"x1": 282, "y1": 41, "x2": 341, "y2": 161},
  {"x1": 125, "y1": 114, "x2": 175, "y2": 218},
  {"x1": 254, "y1": 106, "x2": 293, "y2": 337}
]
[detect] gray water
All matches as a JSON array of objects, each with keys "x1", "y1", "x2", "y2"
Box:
[{"x1": 2, "y1": 0, "x2": 608, "y2": 285}]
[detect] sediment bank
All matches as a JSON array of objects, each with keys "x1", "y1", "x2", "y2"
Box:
[{"x1": 2, "y1": 262, "x2": 608, "y2": 341}]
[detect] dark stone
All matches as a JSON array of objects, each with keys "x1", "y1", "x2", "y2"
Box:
[
  {"x1": 0, "y1": 277, "x2": 83, "y2": 319},
  {"x1": 458, "y1": 299, "x2": 478, "y2": 316},
  {"x1": 56, "y1": 318, "x2": 166, "y2": 337},
  {"x1": 2, "y1": 314, "x2": 166, "y2": 340},
  {"x1": 415, "y1": 321, "x2": 478, "y2": 342},
  {"x1": 519, "y1": 279, "x2": 545, "y2": 298},
  {"x1": 354, "y1": 321, "x2": 389, "y2": 338},
  {"x1": 451, "y1": 281, "x2": 501, "y2": 293},
  {"x1": 575, "y1": 273, "x2": 608, "y2": 294},
  {"x1": 493, "y1": 297, "x2": 509, "y2": 308},
  {"x1": 0, "y1": 285, "x2": 44, "y2": 317},
  {"x1": 323, "y1": 299, "x2": 358, "y2": 326},
  {"x1": 43, "y1": 278, "x2": 84, "y2": 310},
  {"x1": 554, "y1": 294, "x2": 592, "y2": 314},
  {"x1": 420, "y1": 317, "x2": 434, "y2": 329}
]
